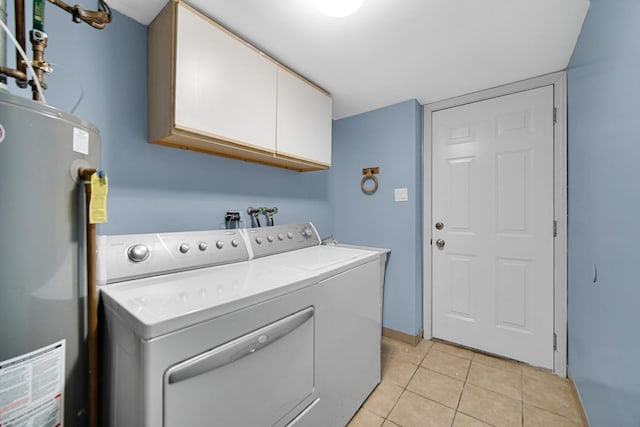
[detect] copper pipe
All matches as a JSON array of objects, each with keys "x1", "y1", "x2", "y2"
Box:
[
  {"x1": 48, "y1": 0, "x2": 112, "y2": 29},
  {"x1": 14, "y1": 0, "x2": 27, "y2": 87},
  {"x1": 29, "y1": 30, "x2": 48, "y2": 101},
  {"x1": 0, "y1": 66, "x2": 27, "y2": 81},
  {"x1": 78, "y1": 167, "x2": 98, "y2": 427},
  {"x1": 2, "y1": 0, "x2": 111, "y2": 92},
  {"x1": 78, "y1": 167, "x2": 97, "y2": 181},
  {"x1": 0, "y1": 0, "x2": 6, "y2": 84}
]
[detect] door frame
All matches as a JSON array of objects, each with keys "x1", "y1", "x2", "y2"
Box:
[{"x1": 422, "y1": 72, "x2": 567, "y2": 376}]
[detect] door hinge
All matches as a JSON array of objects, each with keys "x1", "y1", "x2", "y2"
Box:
[
  {"x1": 553, "y1": 332, "x2": 557, "y2": 351},
  {"x1": 553, "y1": 220, "x2": 557, "y2": 237},
  {"x1": 553, "y1": 107, "x2": 557, "y2": 125}
]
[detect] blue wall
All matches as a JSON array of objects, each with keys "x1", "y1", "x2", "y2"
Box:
[
  {"x1": 331, "y1": 101, "x2": 423, "y2": 336},
  {"x1": 6, "y1": 7, "x2": 332, "y2": 235},
  {"x1": 5, "y1": 5, "x2": 424, "y2": 338},
  {"x1": 567, "y1": 1, "x2": 640, "y2": 425}
]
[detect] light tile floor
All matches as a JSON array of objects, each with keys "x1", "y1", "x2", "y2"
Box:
[{"x1": 348, "y1": 338, "x2": 586, "y2": 427}]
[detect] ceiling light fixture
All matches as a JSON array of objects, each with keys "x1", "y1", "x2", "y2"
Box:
[{"x1": 315, "y1": 0, "x2": 365, "y2": 18}]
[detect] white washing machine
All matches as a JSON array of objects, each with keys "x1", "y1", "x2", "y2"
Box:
[{"x1": 98, "y1": 223, "x2": 388, "y2": 427}]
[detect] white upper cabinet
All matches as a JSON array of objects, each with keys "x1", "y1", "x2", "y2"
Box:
[
  {"x1": 148, "y1": 1, "x2": 332, "y2": 171},
  {"x1": 174, "y1": 5, "x2": 277, "y2": 152},
  {"x1": 276, "y1": 68, "x2": 332, "y2": 166}
]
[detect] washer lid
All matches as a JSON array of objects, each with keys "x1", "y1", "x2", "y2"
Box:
[{"x1": 263, "y1": 245, "x2": 380, "y2": 272}]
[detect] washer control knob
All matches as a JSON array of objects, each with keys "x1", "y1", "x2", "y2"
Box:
[
  {"x1": 231, "y1": 239, "x2": 239, "y2": 248},
  {"x1": 267, "y1": 235, "x2": 274, "y2": 243},
  {"x1": 278, "y1": 233, "x2": 285, "y2": 241},
  {"x1": 127, "y1": 244, "x2": 149, "y2": 262},
  {"x1": 255, "y1": 237, "x2": 263, "y2": 244},
  {"x1": 199, "y1": 242, "x2": 208, "y2": 251},
  {"x1": 287, "y1": 232, "x2": 294, "y2": 239},
  {"x1": 216, "y1": 240, "x2": 224, "y2": 249},
  {"x1": 302, "y1": 228, "x2": 313, "y2": 239},
  {"x1": 179, "y1": 243, "x2": 190, "y2": 254}
]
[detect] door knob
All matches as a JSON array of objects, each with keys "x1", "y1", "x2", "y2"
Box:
[
  {"x1": 435, "y1": 239, "x2": 445, "y2": 248},
  {"x1": 435, "y1": 222, "x2": 444, "y2": 230}
]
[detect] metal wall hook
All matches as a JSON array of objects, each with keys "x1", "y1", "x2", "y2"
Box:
[{"x1": 361, "y1": 167, "x2": 379, "y2": 195}]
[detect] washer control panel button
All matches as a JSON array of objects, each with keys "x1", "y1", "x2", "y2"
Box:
[
  {"x1": 179, "y1": 243, "x2": 190, "y2": 254},
  {"x1": 198, "y1": 242, "x2": 208, "y2": 251},
  {"x1": 127, "y1": 244, "x2": 149, "y2": 262}
]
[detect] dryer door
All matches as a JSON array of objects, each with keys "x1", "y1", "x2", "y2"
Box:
[{"x1": 163, "y1": 307, "x2": 315, "y2": 427}]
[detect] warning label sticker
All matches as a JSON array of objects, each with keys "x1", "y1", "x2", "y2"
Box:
[{"x1": 0, "y1": 340, "x2": 65, "y2": 427}]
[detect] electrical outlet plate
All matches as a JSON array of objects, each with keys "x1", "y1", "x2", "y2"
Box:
[
  {"x1": 394, "y1": 188, "x2": 408, "y2": 202},
  {"x1": 225, "y1": 211, "x2": 241, "y2": 221}
]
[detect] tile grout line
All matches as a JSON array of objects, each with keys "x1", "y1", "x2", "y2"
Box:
[
  {"x1": 457, "y1": 351, "x2": 511, "y2": 427},
  {"x1": 452, "y1": 350, "x2": 474, "y2": 425},
  {"x1": 454, "y1": 352, "x2": 472, "y2": 411},
  {"x1": 420, "y1": 342, "x2": 461, "y2": 427},
  {"x1": 381, "y1": 341, "x2": 434, "y2": 426}
]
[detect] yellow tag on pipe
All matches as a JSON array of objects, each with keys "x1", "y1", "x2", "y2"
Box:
[{"x1": 89, "y1": 172, "x2": 108, "y2": 224}]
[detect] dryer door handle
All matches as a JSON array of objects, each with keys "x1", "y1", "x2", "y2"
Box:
[{"x1": 166, "y1": 306, "x2": 314, "y2": 385}]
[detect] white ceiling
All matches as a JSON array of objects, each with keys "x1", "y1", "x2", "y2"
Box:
[{"x1": 107, "y1": 0, "x2": 590, "y2": 119}]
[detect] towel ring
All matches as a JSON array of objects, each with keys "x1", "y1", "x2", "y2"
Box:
[{"x1": 361, "y1": 173, "x2": 378, "y2": 194}]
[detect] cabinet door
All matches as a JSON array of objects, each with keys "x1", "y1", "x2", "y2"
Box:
[
  {"x1": 276, "y1": 69, "x2": 332, "y2": 165},
  {"x1": 174, "y1": 5, "x2": 277, "y2": 152}
]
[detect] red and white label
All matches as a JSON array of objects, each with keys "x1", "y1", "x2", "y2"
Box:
[{"x1": 0, "y1": 340, "x2": 65, "y2": 427}]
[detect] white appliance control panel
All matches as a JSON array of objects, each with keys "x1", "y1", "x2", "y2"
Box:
[
  {"x1": 97, "y1": 229, "x2": 248, "y2": 284},
  {"x1": 246, "y1": 223, "x2": 320, "y2": 259},
  {"x1": 98, "y1": 223, "x2": 320, "y2": 285}
]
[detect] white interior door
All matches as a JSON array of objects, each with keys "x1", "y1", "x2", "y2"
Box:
[{"x1": 432, "y1": 85, "x2": 555, "y2": 369}]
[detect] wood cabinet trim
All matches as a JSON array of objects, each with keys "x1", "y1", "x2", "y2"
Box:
[
  {"x1": 156, "y1": 131, "x2": 328, "y2": 172},
  {"x1": 148, "y1": 2, "x2": 175, "y2": 143},
  {"x1": 172, "y1": 124, "x2": 276, "y2": 155}
]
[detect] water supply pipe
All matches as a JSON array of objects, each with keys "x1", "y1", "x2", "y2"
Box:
[
  {"x1": 0, "y1": 0, "x2": 6, "y2": 86},
  {"x1": 0, "y1": 0, "x2": 29, "y2": 87},
  {"x1": 1, "y1": 0, "x2": 111, "y2": 101},
  {"x1": 78, "y1": 167, "x2": 99, "y2": 427},
  {"x1": 0, "y1": 14, "x2": 45, "y2": 101},
  {"x1": 48, "y1": 0, "x2": 112, "y2": 29},
  {"x1": 13, "y1": 0, "x2": 26, "y2": 86}
]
